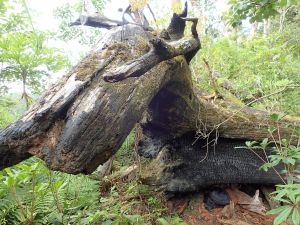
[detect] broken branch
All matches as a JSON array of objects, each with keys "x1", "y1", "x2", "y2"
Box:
[{"x1": 103, "y1": 37, "x2": 201, "y2": 82}]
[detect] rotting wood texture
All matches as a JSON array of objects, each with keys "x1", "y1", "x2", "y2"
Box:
[{"x1": 1, "y1": 5, "x2": 299, "y2": 180}]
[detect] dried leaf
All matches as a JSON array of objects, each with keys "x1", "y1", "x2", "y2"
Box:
[
  {"x1": 230, "y1": 188, "x2": 266, "y2": 215},
  {"x1": 218, "y1": 218, "x2": 252, "y2": 225},
  {"x1": 221, "y1": 201, "x2": 235, "y2": 219}
]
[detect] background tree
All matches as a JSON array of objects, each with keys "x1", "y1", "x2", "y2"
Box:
[
  {"x1": 225, "y1": 0, "x2": 299, "y2": 27},
  {"x1": 53, "y1": 0, "x2": 107, "y2": 48},
  {"x1": 0, "y1": 32, "x2": 69, "y2": 108},
  {"x1": 0, "y1": 0, "x2": 69, "y2": 108}
]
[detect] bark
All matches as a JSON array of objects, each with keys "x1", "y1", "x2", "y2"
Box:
[
  {"x1": 139, "y1": 133, "x2": 284, "y2": 192},
  {"x1": 138, "y1": 60, "x2": 300, "y2": 144},
  {"x1": 0, "y1": 25, "x2": 200, "y2": 173},
  {"x1": 70, "y1": 15, "x2": 124, "y2": 29},
  {"x1": 103, "y1": 37, "x2": 200, "y2": 82}
]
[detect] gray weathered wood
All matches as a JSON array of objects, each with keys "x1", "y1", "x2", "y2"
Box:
[{"x1": 0, "y1": 25, "x2": 198, "y2": 173}]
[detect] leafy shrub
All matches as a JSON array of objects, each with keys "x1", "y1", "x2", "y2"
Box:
[
  {"x1": 192, "y1": 30, "x2": 300, "y2": 115},
  {"x1": 0, "y1": 95, "x2": 25, "y2": 128},
  {"x1": 0, "y1": 157, "x2": 99, "y2": 225},
  {"x1": 241, "y1": 114, "x2": 300, "y2": 225}
]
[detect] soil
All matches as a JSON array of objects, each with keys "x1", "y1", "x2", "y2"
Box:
[{"x1": 164, "y1": 186, "x2": 286, "y2": 225}]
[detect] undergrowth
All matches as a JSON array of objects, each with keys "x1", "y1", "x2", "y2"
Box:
[
  {"x1": 0, "y1": 157, "x2": 99, "y2": 225},
  {"x1": 0, "y1": 132, "x2": 186, "y2": 225},
  {"x1": 240, "y1": 114, "x2": 300, "y2": 225},
  {"x1": 191, "y1": 30, "x2": 300, "y2": 115}
]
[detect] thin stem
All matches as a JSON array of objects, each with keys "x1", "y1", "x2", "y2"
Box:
[
  {"x1": 49, "y1": 171, "x2": 63, "y2": 213},
  {"x1": 247, "y1": 147, "x2": 286, "y2": 185},
  {"x1": 11, "y1": 186, "x2": 27, "y2": 220},
  {"x1": 29, "y1": 171, "x2": 36, "y2": 224}
]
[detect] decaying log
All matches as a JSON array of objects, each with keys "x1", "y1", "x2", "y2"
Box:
[
  {"x1": 70, "y1": 2, "x2": 153, "y2": 31},
  {"x1": 0, "y1": 4, "x2": 299, "y2": 192},
  {"x1": 139, "y1": 133, "x2": 283, "y2": 192},
  {"x1": 0, "y1": 24, "x2": 200, "y2": 173},
  {"x1": 137, "y1": 59, "x2": 300, "y2": 147}
]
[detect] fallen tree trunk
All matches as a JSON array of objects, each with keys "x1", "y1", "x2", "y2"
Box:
[
  {"x1": 139, "y1": 133, "x2": 284, "y2": 193},
  {"x1": 0, "y1": 12, "x2": 299, "y2": 190},
  {"x1": 136, "y1": 57, "x2": 300, "y2": 156},
  {"x1": 0, "y1": 25, "x2": 184, "y2": 173}
]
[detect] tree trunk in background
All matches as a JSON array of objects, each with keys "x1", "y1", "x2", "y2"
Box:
[
  {"x1": 190, "y1": 0, "x2": 206, "y2": 35},
  {"x1": 263, "y1": 19, "x2": 271, "y2": 37},
  {"x1": 251, "y1": 21, "x2": 258, "y2": 36}
]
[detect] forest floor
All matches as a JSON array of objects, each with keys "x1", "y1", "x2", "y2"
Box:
[
  {"x1": 99, "y1": 159, "x2": 283, "y2": 225},
  {"x1": 166, "y1": 190, "x2": 277, "y2": 225},
  {"x1": 94, "y1": 132, "x2": 288, "y2": 225}
]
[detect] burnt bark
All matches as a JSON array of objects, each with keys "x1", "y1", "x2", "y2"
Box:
[{"x1": 139, "y1": 133, "x2": 284, "y2": 192}]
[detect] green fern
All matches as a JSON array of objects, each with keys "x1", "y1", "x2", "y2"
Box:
[{"x1": 0, "y1": 157, "x2": 100, "y2": 225}]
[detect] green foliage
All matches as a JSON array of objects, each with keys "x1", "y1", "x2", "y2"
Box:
[
  {"x1": 0, "y1": 95, "x2": 25, "y2": 128},
  {"x1": 53, "y1": 0, "x2": 106, "y2": 48},
  {"x1": 0, "y1": 0, "x2": 30, "y2": 33},
  {"x1": 225, "y1": 0, "x2": 300, "y2": 27},
  {"x1": 242, "y1": 114, "x2": 300, "y2": 225},
  {"x1": 92, "y1": 177, "x2": 181, "y2": 224},
  {"x1": 0, "y1": 130, "x2": 181, "y2": 225},
  {"x1": 267, "y1": 184, "x2": 300, "y2": 225},
  {"x1": 0, "y1": 157, "x2": 100, "y2": 225},
  {"x1": 115, "y1": 132, "x2": 135, "y2": 167},
  {"x1": 0, "y1": 0, "x2": 69, "y2": 108},
  {"x1": 157, "y1": 216, "x2": 187, "y2": 225},
  {"x1": 0, "y1": 31, "x2": 69, "y2": 94},
  {"x1": 192, "y1": 29, "x2": 300, "y2": 114}
]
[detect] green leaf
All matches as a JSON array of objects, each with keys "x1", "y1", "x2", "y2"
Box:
[
  {"x1": 278, "y1": 0, "x2": 288, "y2": 7},
  {"x1": 294, "y1": 128, "x2": 300, "y2": 138},
  {"x1": 5, "y1": 176, "x2": 16, "y2": 188},
  {"x1": 292, "y1": 208, "x2": 300, "y2": 225},
  {"x1": 246, "y1": 141, "x2": 257, "y2": 147},
  {"x1": 271, "y1": 113, "x2": 280, "y2": 122},
  {"x1": 260, "y1": 138, "x2": 269, "y2": 149},
  {"x1": 273, "y1": 206, "x2": 293, "y2": 225},
  {"x1": 259, "y1": 163, "x2": 271, "y2": 171},
  {"x1": 268, "y1": 205, "x2": 290, "y2": 215},
  {"x1": 157, "y1": 218, "x2": 170, "y2": 225}
]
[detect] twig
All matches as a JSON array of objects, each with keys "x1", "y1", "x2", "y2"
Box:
[
  {"x1": 203, "y1": 58, "x2": 222, "y2": 99},
  {"x1": 237, "y1": 147, "x2": 286, "y2": 184},
  {"x1": 147, "y1": 4, "x2": 158, "y2": 29}
]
